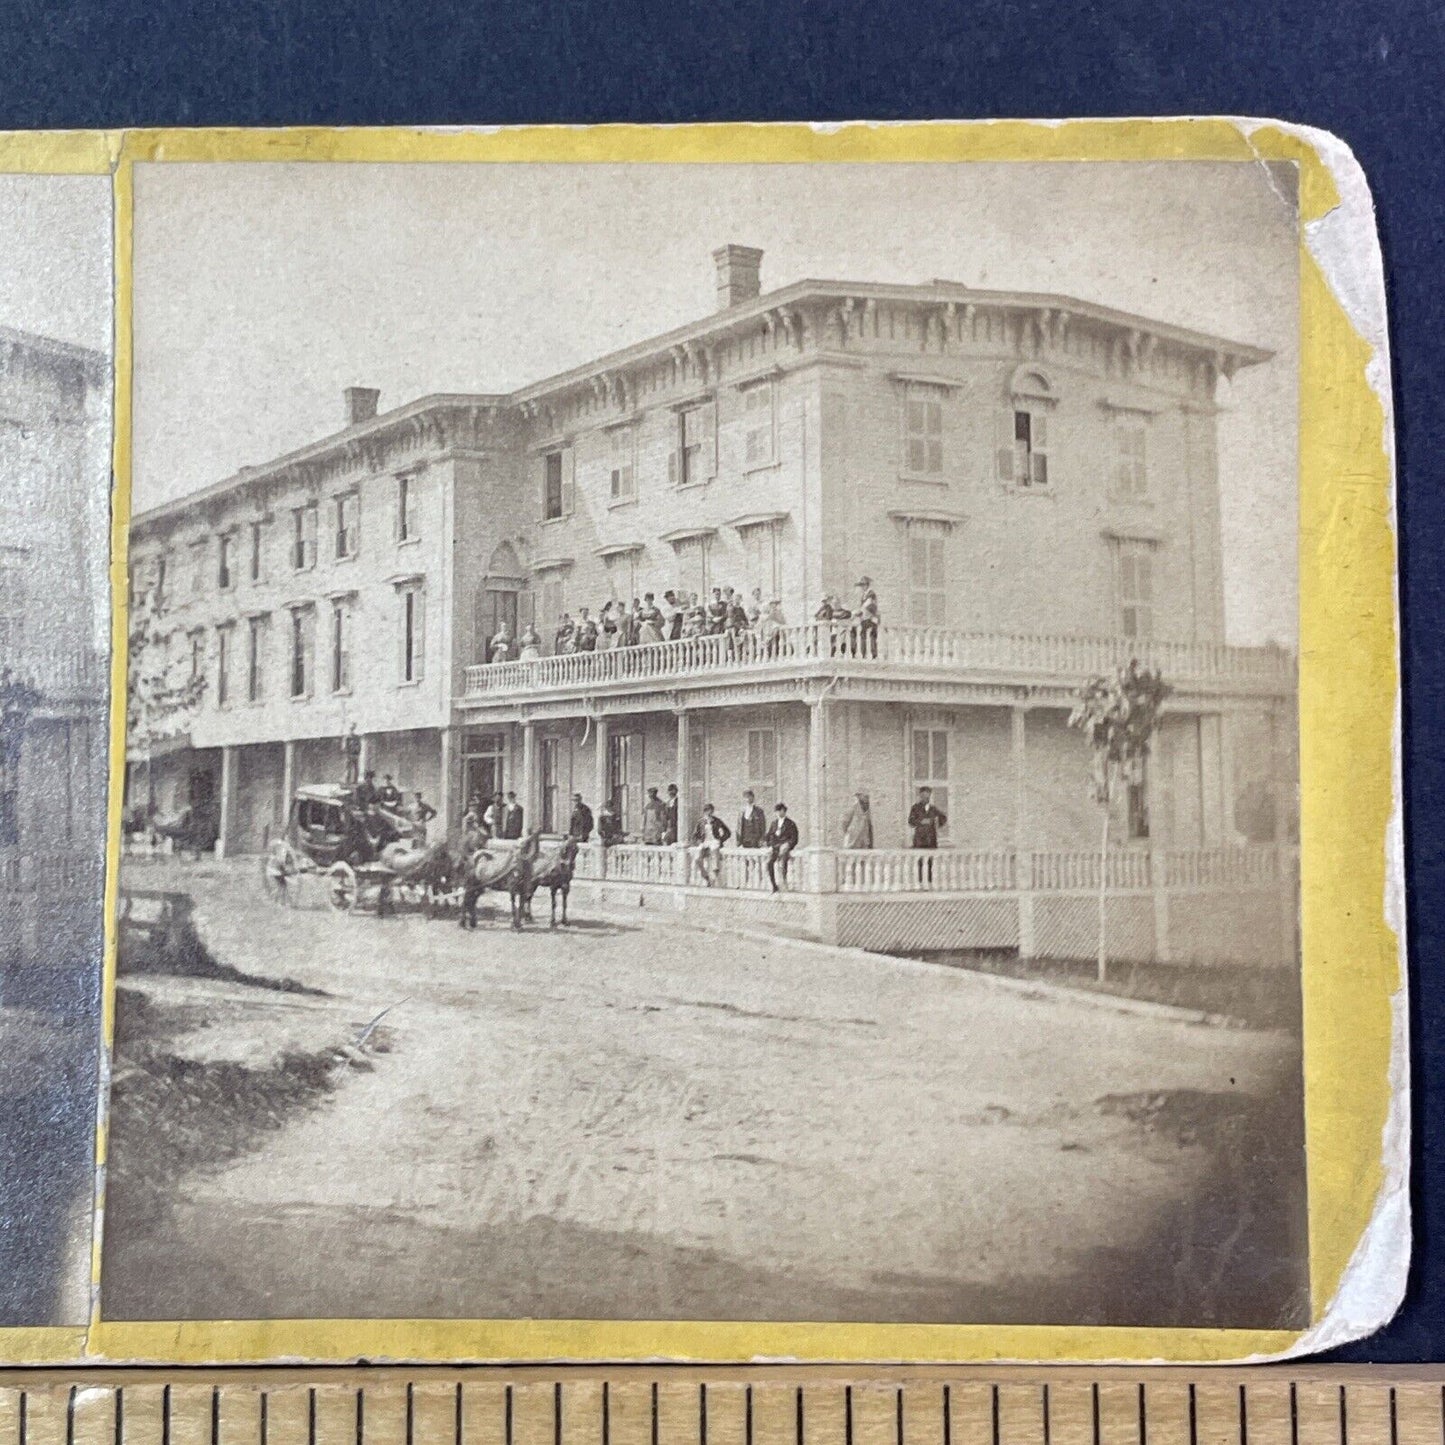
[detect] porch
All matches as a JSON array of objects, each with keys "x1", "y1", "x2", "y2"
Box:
[
  {"x1": 566, "y1": 840, "x2": 1299, "y2": 968},
  {"x1": 462, "y1": 623, "x2": 1295, "y2": 704}
]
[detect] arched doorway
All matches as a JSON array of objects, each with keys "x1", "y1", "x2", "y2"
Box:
[{"x1": 476, "y1": 542, "x2": 524, "y2": 660}]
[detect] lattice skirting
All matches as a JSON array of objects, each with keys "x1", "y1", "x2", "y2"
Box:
[
  {"x1": 1033, "y1": 895, "x2": 1155, "y2": 965},
  {"x1": 833, "y1": 895, "x2": 1019, "y2": 954}
]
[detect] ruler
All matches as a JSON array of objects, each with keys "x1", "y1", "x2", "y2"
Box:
[{"x1": 0, "y1": 1370, "x2": 1442, "y2": 1445}]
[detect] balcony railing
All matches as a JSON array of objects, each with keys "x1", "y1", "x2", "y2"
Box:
[
  {"x1": 462, "y1": 624, "x2": 1294, "y2": 701},
  {"x1": 572, "y1": 842, "x2": 1294, "y2": 897}
]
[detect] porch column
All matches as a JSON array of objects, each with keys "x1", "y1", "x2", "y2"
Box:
[
  {"x1": 358, "y1": 733, "x2": 372, "y2": 782},
  {"x1": 808, "y1": 696, "x2": 828, "y2": 849},
  {"x1": 593, "y1": 714, "x2": 609, "y2": 813},
  {"x1": 1012, "y1": 705, "x2": 1036, "y2": 959},
  {"x1": 521, "y1": 720, "x2": 537, "y2": 832},
  {"x1": 280, "y1": 739, "x2": 295, "y2": 840},
  {"x1": 216, "y1": 744, "x2": 239, "y2": 860},
  {"x1": 437, "y1": 727, "x2": 453, "y2": 836},
  {"x1": 675, "y1": 709, "x2": 691, "y2": 840}
]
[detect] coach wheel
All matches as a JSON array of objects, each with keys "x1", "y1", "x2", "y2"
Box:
[
  {"x1": 327, "y1": 861, "x2": 358, "y2": 914},
  {"x1": 261, "y1": 841, "x2": 297, "y2": 905}
]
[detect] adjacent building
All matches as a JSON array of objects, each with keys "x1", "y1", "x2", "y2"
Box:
[
  {"x1": 126, "y1": 247, "x2": 1297, "y2": 963},
  {"x1": 0, "y1": 324, "x2": 109, "y2": 976}
]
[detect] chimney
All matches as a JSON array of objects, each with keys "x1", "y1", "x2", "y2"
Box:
[
  {"x1": 712, "y1": 244, "x2": 764, "y2": 310},
  {"x1": 344, "y1": 386, "x2": 380, "y2": 426}
]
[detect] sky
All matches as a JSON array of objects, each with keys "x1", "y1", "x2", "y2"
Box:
[
  {"x1": 0, "y1": 173, "x2": 112, "y2": 352},
  {"x1": 131, "y1": 160, "x2": 1299, "y2": 645}
]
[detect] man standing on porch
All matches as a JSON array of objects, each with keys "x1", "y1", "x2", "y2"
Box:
[
  {"x1": 501, "y1": 791, "x2": 524, "y2": 839},
  {"x1": 664, "y1": 783, "x2": 680, "y2": 844},
  {"x1": 765, "y1": 802, "x2": 799, "y2": 893},
  {"x1": 843, "y1": 790, "x2": 874, "y2": 849},
  {"x1": 342, "y1": 725, "x2": 362, "y2": 786},
  {"x1": 568, "y1": 793, "x2": 594, "y2": 842},
  {"x1": 737, "y1": 789, "x2": 766, "y2": 849},
  {"x1": 641, "y1": 787, "x2": 668, "y2": 845},
  {"x1": 908, "y1": 786, "x2": 947, "y2": 848}
]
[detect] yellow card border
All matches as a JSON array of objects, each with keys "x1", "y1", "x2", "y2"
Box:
[{"x1": 0, "y1": 119, "x2": 1400, "y2": 1364}]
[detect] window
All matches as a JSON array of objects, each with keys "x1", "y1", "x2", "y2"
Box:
[
  {"x1": 289, "y1": 607, "x2": 315, "y2": 698},
  {"x1": 746, "y1": 728, "x2": 777, "y2": 797},
  {"x1": 903, "y1": 384, "x2": 944, "y2": 476},
  {"x1": 907, "y1": 530, "x2": 947, "y2": 626},
  {"x1": 217, "y1": 533, "x2": 235, "y2": 591},
  {"x1": 543, "y1": 453, "x2": 563, "y2": 523},
  {"x1": 537, "y1": 576, "x2": 565, "y2": 631},
  {"x1": 399, "y1": 585, "x2": 425, "y2": 683},
  {"x1": 335, "y1": 492, "x2": 359, "y2": 559},
  {"x1": 607, "y1": 731, "x2": 643, "y2": 831},
  {"x1": 331, "y1": 597, "x2": 352, "y2": 692},
  {"x1": 609, "y1": 427, "x2": 636, "y2": 503},
  {"x1": 995, "y1": 408, "x2": 1050, "y2": 487},
  {"x1": 1116, "y1": 541, "x2": 1155, "y2": 639},
  {"x1": 1114, "y1": 420, "x2": 1148, "y2": 499},
  {"x1": 248, "y1": 521, "x2": 265, "y2": 583},
  {"x1": 292, "y1": 503, "x2": 318, "y2": 570},
  {"x1": 246, "y1": 615, "x2": 267, "y2": 702},
  {"x1": 671, "y1": 535, "x2": 712, "y2": 600},
  {"x1": 670, "y1": 403, "x2": 715, "y2": 488},
  {"x1": 396, "y1": 475, "x2": 416, "y2": 542},
  {"x1": 742, "y1": 381, "x2": 777, "y2": 469},
  {"x1": 741, "y1": 522, "x2": 782, "y2": 600},
  {"x1": 215, "y1": 625, "x2": 232, "y2": 707},
  {"x1": 540, "y1": 736, "x2": 560, "y2": 833},
  {"x1": 189, "y1": 539, "x2": 207, "y2": 595},
  {"x1": 912, "y1": 727, "x2": 950, "y2": 820},
  {"x1": 154, "y1": 554, "x2": 168, "y2": 606},
  {"x1": 188, "y1": 629, "x2": 204, "y2": 682}
]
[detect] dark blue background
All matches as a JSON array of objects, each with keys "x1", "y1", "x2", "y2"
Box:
[{"x1": 1, "y1": 0, "x2": 1438, "y2": 1360}]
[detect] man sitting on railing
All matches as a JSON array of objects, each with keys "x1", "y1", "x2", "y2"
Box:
[
  {"x1": 764, "y1": 802, "x2": 799, "y2": 893},
  {"x1": 690, "y1": 803, "x2": 731, "y2": 886}
]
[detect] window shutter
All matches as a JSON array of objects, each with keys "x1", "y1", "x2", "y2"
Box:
[
  {"x1": 703, "y1": 401, "x2": 717, "y2": 479},
  {"x1": 995, "y1": 410, "x2": 1015, "y2": 482},
  {"x1": 562, "y1": 447, "x2": 576, "y2": 516},
  {"x1": 414, "y1": 590, "x2": 426, "y2": 679},
  {"x1": 1031, "y1": 412, "x2": 1049, "y2": 486},
  {"x1": 667, "y1": 441, "x2": 679, "y2": 487},
  {"x1": 538, "y1": 456, "x2": 549, "y2": 519}
]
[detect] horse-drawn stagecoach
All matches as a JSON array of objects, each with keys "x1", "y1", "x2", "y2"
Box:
[{"x1": 262, "y1": 782, "x2": 578, "y2": 927}]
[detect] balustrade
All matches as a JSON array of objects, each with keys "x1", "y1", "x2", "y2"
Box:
[{"x1": 462, "y1": 624, "x2": 1294, "y2": 700}]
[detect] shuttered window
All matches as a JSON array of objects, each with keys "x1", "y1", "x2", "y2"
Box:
[
  {"x1": 1115, "y1": 420, "x2": 1148, "y2": 499},
  {"x1": 907, "y1": 531, "x2": 947, "y2": 626},
  {"x1": 742, "y1": 381, "x2": 776, "y2": 468},
  {"x1": 609, "y1": 426, "x2": 636, "y2": 502},
  {"x1": 400, "y1": 585, "x2": 425, "y2": 683},
  {"x1": 671, "y1": 402, "x2": 716, "y2": 488},
  {"x1": 911, "y1": 728, "x2": 950, "y2": 819},
  {"x1": 1116, "y1": 542, "x2": 1155, "y2": 639},
  {"x1": 903, "y1": 384, "x2": 945, "y2": 475},
  {"x1": 541, "y1": 448, "x2": 574, "y2": 520},
  {"x1": 995, "y1": 408, "x2": 1050, "y2": 487}
]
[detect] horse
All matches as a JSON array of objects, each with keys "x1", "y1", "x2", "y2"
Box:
[
  {"x1": 458, "y1": 840, "x2": 525, "y2": 929},
  {"x1": 505, "y1": 831, "x2": 545, "y2": 930},
  {"x1": 516, "y1": 836, "x2": 579, "y2": 928},
  {"x1": 376, "y1": 838, "x2": 456, "y2": 918}
]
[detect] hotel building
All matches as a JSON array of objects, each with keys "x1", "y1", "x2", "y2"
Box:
[{"x1": 126, "y1": 247, "x2": 1297, "y2": 962}]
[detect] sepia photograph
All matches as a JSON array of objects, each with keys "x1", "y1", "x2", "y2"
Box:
[
  {"x1": 0, "y1": 170, "x2": 112, "y2": 1327},
  {"x1": 101, "y1": 157, "x2": 1306, "y2": 1329}
]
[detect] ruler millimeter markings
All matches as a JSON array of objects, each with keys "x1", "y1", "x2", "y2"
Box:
[{"x1": 0, "y1": 1372, "x2": 1441, "y2": 1445}]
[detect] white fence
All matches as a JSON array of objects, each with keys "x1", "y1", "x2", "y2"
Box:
[
  {"x1": 463, "y1": 624, "x2": 1294, "y2": 699},
  {"x1": 573, "y1": 842, "x2": 1293, "y2": 897}
]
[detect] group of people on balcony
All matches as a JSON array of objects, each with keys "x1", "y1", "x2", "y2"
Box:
[{"x1": 483, "y1": 578, "x2": 882, "y2": 665}]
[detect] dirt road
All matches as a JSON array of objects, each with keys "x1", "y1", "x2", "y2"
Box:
[{"x1": 102, "y1": 859, "x2": 1307, "y2": 1326}]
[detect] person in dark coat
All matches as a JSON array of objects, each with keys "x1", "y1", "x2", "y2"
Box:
[
  {"x1": 764, "y1": 803, "x2": 799, "y2": 892},
  {"x1": 354, "y1": 770, "x2": 379, "y2": 808},
  {"x1": 501, "y1": 791, "x2": 524, "y2": 839},
  {"x1": 690, "y1": 803, "x2": 730, "y2": 886},
  {"x1": 737, "y1": 789, "x2": 767, "y2": 849},
  {"x1": 377, "y1": 773, "x2": 403, "y2": 810},
  {"x1": 664, "y1": 783, "x2": 680, "y2": 845},
  {"x1": 568, "y1": 793, "x2": 594, "y2": 842},
  {"x1": 908, "y1": 785, "x2": 947, "y2": 848}
]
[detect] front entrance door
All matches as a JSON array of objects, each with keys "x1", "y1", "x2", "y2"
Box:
[
  {"x1": 540, "y1": 736, "x2": 560, "y2": 832},
  {"x1": 607, "y1": 731, "x2": 644, "y2": 833},
  {"x1": 461, "y1": 731, "x2": 505, "y2": 815}
]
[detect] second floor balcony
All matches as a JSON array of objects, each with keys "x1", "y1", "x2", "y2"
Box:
[{"x1": 459, "y1": 622, "x2": 1296, "y2": 707}]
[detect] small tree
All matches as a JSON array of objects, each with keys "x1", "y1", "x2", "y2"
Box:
[
  {"x1": 126, "y1": 577, "x2": 206, "y2": 813},
  {"x1": 1068, "y1": 659, "x2": 1171, "y2": 981}
]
